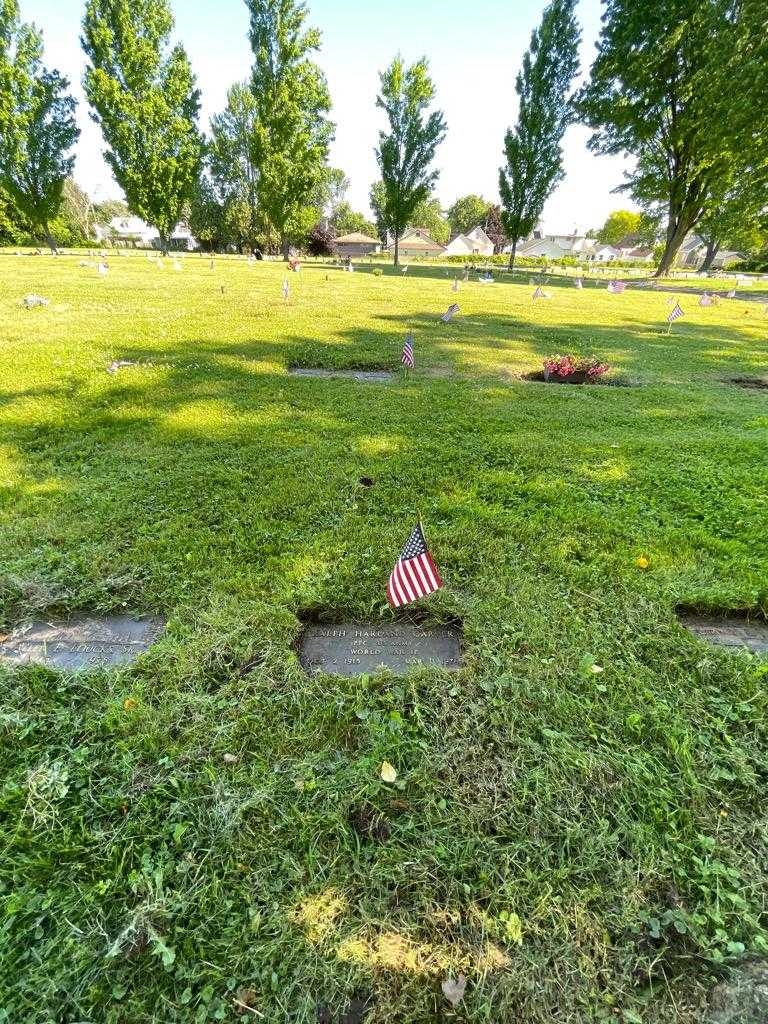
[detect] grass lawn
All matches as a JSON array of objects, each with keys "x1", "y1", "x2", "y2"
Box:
[{"x1": 1, "y1": 251, "x2": 767, "y2": 1023}]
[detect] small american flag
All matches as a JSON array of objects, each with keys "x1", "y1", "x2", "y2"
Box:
[
  {"x1": 97, "y1": 262, "x2": 108, "y2": 276},
  {"x1": 402, "y1": 265, "x2": 408, "y2": 274},
  {"x1": 452, "y1": 277, "x2": 459, "y2": 292},
  {"x1": 726, "y1": 289, "x2": 736, "y2": 298},
  {"x1": 387, "y1": 523, "x2": 443, "y2": 608},
  {"x1": 282, "y1": 279, "x2": 289, "y2": 301},
  {"x1": 441, "y1": 303, "x2": 459, "y2": 322},
  {"x1": 667, "y1": 302, "x2": 684, "y2": 322},
  {"x1": 607, "y1": 280, "x2": 626, "y2": 293},
  {"x1": 532, "y1": 286, "x2": 544, "y2": 299},
  {"x1": 401, "y1": 334, "x2": 414, "y2": 368},
  {"x1": 574, "y1": 277, "x2": 583, "y2": 289},
  {"x1": 699, "y1": 292, "x2": 713, "y2": 307}
]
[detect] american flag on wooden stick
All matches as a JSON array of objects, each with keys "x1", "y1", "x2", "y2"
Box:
[
  {"x1": 387, "y1": 523, "x2": 443, "y2": 608},
  {"x1": 726, "y1": 289, "x2": 736, "y2": 298},
  {"x1": 667, "y1": 302, "x2": 684, "y2": 322},
  {"x1": 574, "y1": 277, "x2": 583, "y2": 289},
  {"x1": 441, "y1": 303, "x2": 459, "y2": 322},
  {"x1": 282, "y1": 278, "x2": 289, "y2": 301},
  {"x1": 401, "y1": 334, "x2": 414, "y2": 368},
  {"x1": 699, "y1": 292, "x2": 713, "y2": 307}
]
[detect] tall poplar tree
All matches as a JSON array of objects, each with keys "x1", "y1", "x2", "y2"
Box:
[
  {"x1": 577, "y1": 0, "x2": 768, "y2": 277},
  {"x1": 0, "y1": 0, "x2": 79, "y2": 251},
  {"x1": 81, "y1": 0, "x2": 203, "y2": 254},
  {"x1": 245, "y1": 0, "x2": 334, "y2": 259},
  {"x1": 499, "y1": 0, "x2": 580, "y2": 271},
  {"x1": 374, "y1": 56, "x2": 447, "y2": 266}
]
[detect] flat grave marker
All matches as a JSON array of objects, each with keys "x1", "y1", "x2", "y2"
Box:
[
  {"x1": 0, "y1": 614, "x2": 166, "y2": 671},
  {"x1": 289, "y1": 368, "x2": 393, "y2": 383},
  {"x1": 299, "y1": 621, "x2": 461, "y2": 677},
  {"x1": 679, "y1": 614, "x2": 768, "y2": 654}
]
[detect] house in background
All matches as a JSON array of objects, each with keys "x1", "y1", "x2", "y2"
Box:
[
  {"x1": 93, "y1": 216, "x2": 199, "y2": 250},
  {"x1": 389, "y1": 226, "x2": 446, "y2": 258},
  {"x1": 592, "y1": 244, "x2": 621, "y2": 262},
  {"x1": 679, "y1": 234, "x2": 742, "y2": 269},
  {"x1": 444, "y1": 225, "x2": 494, "y2": 257},
  {"x1": 334, "y1": 231, "x2": 382, "y2": 258}
]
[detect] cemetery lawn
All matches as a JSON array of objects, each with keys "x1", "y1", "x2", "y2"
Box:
[{"x1": 2, "y1": 252, "x2": 768, "y2": 1024}]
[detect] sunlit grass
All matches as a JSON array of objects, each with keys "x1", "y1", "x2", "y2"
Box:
[{"x1": 1, "y1": 251, "x2": 767, "y2": 1022}]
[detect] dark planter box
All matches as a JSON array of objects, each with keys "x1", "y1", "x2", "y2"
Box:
[{"x1": 543, "y1": 369, "x2": 589, "y2": 384}]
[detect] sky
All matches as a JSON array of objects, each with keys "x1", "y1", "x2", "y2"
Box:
[{"x1": 21, "y1": 0, "x2": 637, "y2": 234}]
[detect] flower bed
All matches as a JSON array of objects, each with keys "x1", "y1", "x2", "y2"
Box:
[{"x1": 542, "y1": 353, "x2": 610, "y2": 384}]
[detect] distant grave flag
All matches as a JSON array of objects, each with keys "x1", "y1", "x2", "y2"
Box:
[
  {"x1": 666, "y1": 302, "x2": 684, "y2": 332},
  {"x1": 532, "y1": 286, "x2": 545, "y2": 299},
  {"x1": 452, "y1": 277, "x2": 459, "y2": 292},
  {"x1": 574, "y1": 277, "x2": 583, "y2": 289},
  {"x1": 210, "y1": 259, "x2": 215, "y2": 271},
  {"x1": 699, "y1": 292, "x2": 713, "y2": 306},
  {"x1": 282, "y1": 278, "x2": 289, "y2": 301},
  {"x1": 387, "y1": 523, "x2": 444, "y2": 608},
  {"x1": 441, "y1": 303, "x2": 460, "y2": 322},
  {"x1": 97, "y1": 262, "x2": 108, "y2": 275},
  {"x1": 607, "y1": 280, "x2": 626, "y2": 293},
  {"x1": 401, "y1": 334, "x2": 415, "y2": 368},
  {"x1": 726, "y1": 289, "x2": 736, "y2": 298},
  {"x1": 402, "y1": 265, "x2": 408, "y2": 274}
]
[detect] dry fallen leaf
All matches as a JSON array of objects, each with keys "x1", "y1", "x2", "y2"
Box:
[
  {"x1": 379, "y1": 761, "x2": 397, "y2": 783},
  {"x1": 441, "y1": 974, "x2": 467, "y2": 1007},
  {"x1": 123, "y1": 698, "x2": 137, "y2": 711}
]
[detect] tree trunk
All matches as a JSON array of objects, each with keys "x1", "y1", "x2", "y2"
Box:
[
  {"x1": 508, "y1": 237, "x2": 518, "y2": 272},
  {"x1": 44, "y1": 224, "x2": 58, "y2": 254},
  {"x1": 655, "y1": 206, "x2": 700, "y2": 277},
  {"x1": 159, "y1": 233, "x2": 169, "y2": 257},
  {"x1": 393, "y1": 231, "x2": 399, "y2": 267},
  {"x1": 281, "y1": 234, "x2": 290, "y2": 261},
  {"x1": 700, "y1": 238, "x2": 720, "y2": 273}
]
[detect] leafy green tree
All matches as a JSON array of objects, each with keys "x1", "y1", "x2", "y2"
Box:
[
  {"x1": 81, "y1": 0, "x2": 204, "y2": 254},
  {"x1": 409, "y1": 196, "x2": 449, "y2": 244},
  {"x1": 375, "y1": 55, "x2": 447, "y2": 265},
  {"x1": 0, "y1": 0, "x2": 79, "y2": 251},
  {"x1": 577, "y1": 0, "x2": 768, "y2": 277},
  {"x1": 697, "y1": 177, "x2": 768, "y2": 271},
  {"x1": 447, "y1": 194, "x2": 490, "y2": 237},
  {"x1": 245, "y1": 0, "x2": 334, "y2": 259},
  {"x1": 330, "y1": 201, "x2": 377, "y2": 238},
  {"x1": 499, "y1": 0, "x2": 580, "y2": 270},
  {"x1": 61, "y1": 178, "x2": 93, "y2": 240},
  {"x1": 209, "y1": 81, "x2": 261, "y2": 249},
  {"x1": 93, "y1": 197, "x2": 128, "y2": 224},
  {"x1": 369, "y1": 178, "x2": 387, "y2": 241},
  {"x1": 597, "y1": 209, "x2": 641, "y2": 245}
]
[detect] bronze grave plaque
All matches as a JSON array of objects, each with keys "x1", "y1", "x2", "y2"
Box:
[
  {"x1": 299, "y1": 621, "x2": 461, "y2": 677},
  {"x1": 680, "y1": 615, "x2": 768, "y2": 654},
  {"x1": 0, "y1": 614, "x2": 166, "y2": 670},
  {"x1": 289, "y1": 368, "x2": 393, "y2": 383}
]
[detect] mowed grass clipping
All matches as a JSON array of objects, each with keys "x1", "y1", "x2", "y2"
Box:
[{"x1": 1, "y1": 251, "x2": 767, "y2": 1024}]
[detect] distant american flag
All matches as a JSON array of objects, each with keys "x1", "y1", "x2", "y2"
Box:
[
  {"x1": 441, "y1": 303, "x2": 459, "y2": 322},
  {"x1": 282, "y1": 279, "x2": 289, "y2": 300},
  {"x1": 699, "y1": 292, "x2": 713, "y2": 307},
  {"x1": 532, "y1": 286, "x2": 545, "y2": 299},
  {"x1": 387, "y1": 523, "x2": 443, "y2": 608},
  {"x1": 401, "y1": 334, "x2": 414, "y2": 368},
  {"x1": 667, "y1": 302, "x2": 684, "y2": 322},
  {"x1": 726, "y1": 289, "x2": 736, "y2": 298},
  {"x1": 574, "y1": 277, "x2": 583, "y2": 289},
  {"x1": 607, "y1": 280, "x2": 626, "y2": 293}
]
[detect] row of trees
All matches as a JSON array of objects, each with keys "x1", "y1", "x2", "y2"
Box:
[{"x1": 2, "y1": 0, "x2": 766, "y2": 268}]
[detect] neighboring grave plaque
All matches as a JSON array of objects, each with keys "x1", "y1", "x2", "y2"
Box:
[
  {"x1": 0, "y1": 614, "x2": 166, "y2": 670},
  {"x1": 289, "y1": 368, "x2": 393, "y2": 383},
  {"x1": 299, "y1": 621, "x2": 461, "y2": 677},
  {"x1": 680, "y1": 614, "x2": 768, "y2": 654}
]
